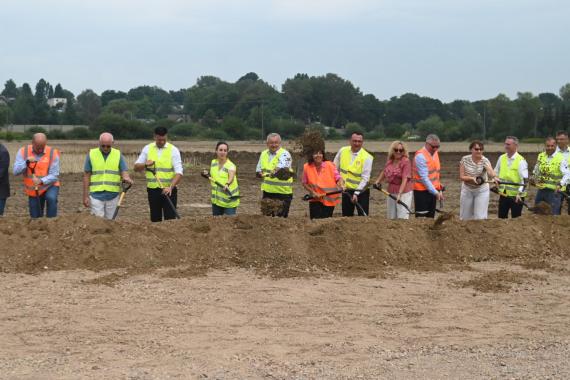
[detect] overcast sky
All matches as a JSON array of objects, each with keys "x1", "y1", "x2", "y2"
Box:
[{"x1": 1, "y1": 0, "x2": 568, "y2": 102}]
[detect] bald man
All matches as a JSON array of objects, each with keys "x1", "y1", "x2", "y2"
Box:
[
  {"x1": 13, "y1": 133, "x2": 61, "y2": 218},
  {"x1": 83, "y1": 133, "x2": 133, "y2": 219}
]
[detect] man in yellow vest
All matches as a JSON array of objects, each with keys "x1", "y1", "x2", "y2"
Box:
[
  {"x1": 493, "y1": 136, "x2": 528, "y2": 218},
  {"x1": 83, "y1": 132, "x2": 133, "y2": 219},
  {"x1": 134, "y1": 127, "x2": 183, "y2": 222},
  {"x1": 531, "y1": 136, "x2": 570, "y2": 215},
  {"x1": 256, "y1": 133, "x2": 293, "y2": 217},
  {"x1": 333, "y1": 132, "x2": 373, "y2": 216}
]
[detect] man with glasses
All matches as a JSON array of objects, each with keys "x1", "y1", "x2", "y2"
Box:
[
  {"x1": 555, "y1": 131, "x2": 570, "y2": 214},
  {"x1": 412, "y1": 134, "x2": 443, "y2": 218},
  {"x1": 531, "y1": 136, "x2": 570, "y2": 215},
  {"x1": 494, "y1": 136, "x2": 528, "y2": 218},
  {"x1": 83, "y1": 132, "x2": 133, "y2": 219},
  {"x1": 334, "y1": 132, "x2": 373, "y2": 216}
]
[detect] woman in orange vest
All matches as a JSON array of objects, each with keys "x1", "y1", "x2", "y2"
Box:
[{"x1": 302, "y1": 149, "x2": 344, "y2": 219}]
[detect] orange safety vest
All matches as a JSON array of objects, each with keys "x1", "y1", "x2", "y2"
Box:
[
  {"x1": 412, "y1": 147, "x2": 441, "y2": 191},
  {"x1": 20, "y1": 145, "x2": 60, "y2": 197},
  {"x1": 303, "y1": 161, "x2": 341, "y2": 207}
]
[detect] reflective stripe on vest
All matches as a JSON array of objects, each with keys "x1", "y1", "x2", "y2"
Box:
[
  {"x1": 89, "y1": 148, "x2": 121, "y2": 193},
  {"x1": 260, "y1": 148, "x2": 293, "y2": 194},
  {"x1": 498, "y1": 153, "x2": 527, "y2": 197},
  {"x1": 22, "y1": 145, "x2": 60, "y2": 197},
  {"x1": 304, "y1": 161, "x2": 341, "y2": 206},
  {"x1": 210, "y1": 158, "x2": 240, "y2": 208},
  {"x1": 412, "y1": 147, "x2": 441, "y2": 191},
  {"x1": 535, "y1": 152, "x2": 566, "y2": 191},
  {"x1": 338, "y1": 147, "x2": 372, "y2": 190},
  {"x1": 145, "y1": 143, "x2": 175, "y2": 189}
]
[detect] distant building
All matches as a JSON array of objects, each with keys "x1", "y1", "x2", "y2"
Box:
[{"x1": 47, "y1": 98, "x2": 67, "y2": 108}]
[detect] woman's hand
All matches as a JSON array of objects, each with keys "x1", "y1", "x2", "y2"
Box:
[{"x1": 396, "y1": 193, "x2": 401, "y2": 203}]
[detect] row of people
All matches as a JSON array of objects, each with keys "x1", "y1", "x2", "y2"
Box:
[{"x1": 0, "y1": 129, "x2": 568, "y2": 220}]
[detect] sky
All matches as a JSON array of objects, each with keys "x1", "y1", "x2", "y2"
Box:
[{"x1": 0, "y1": 0, "x2": 568, "y2": 102}]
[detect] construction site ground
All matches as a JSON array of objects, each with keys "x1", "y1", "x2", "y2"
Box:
[{"x1": 1, "y1": 150, "x2": 569, "y2": 379}]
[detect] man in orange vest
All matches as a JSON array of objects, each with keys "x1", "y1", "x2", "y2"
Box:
[
  {"x1": 412, "y1": 134, "x2": 443, "y2": 218},
  {"x1": 13, "y1": 133, "x2": 60, "y2": 218}
]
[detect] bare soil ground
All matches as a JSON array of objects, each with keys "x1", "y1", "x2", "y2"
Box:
[{"x1": 1, "y1": 146, "x2": 569, "y2": 379}]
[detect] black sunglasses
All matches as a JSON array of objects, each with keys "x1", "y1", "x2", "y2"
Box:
[
  {"x1": 394, "y1": 148, "x2": 404, "y2": 153},
  {"x1": 428, "y1": 143, "x2": 440, "y2": 149}
]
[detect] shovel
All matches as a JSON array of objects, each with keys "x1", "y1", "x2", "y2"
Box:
[
  {"x1": 302, "y1": 189, "x2": 342, "y2": 201},
  {"x1": 490, "y1": 187, "x2": 551, "y2": 215},
  {"x1": 200, "y1": 170, "x2": 240, "y2": 199},
  {"x1": 145, "y1": 164, "x2": 181, "y2": 219},
  {"x1": 372, "y1": 184, "x2": 428, "y2": 216},
  {"x1": 475, "y1": 176, "x2": 525, "y2": 187},
  {"x1": 340, "y1": 191, "x2": 367, "y2": 216},
  {"x1": 111, "y1": 181, "x2": 132, "y2": 220}
]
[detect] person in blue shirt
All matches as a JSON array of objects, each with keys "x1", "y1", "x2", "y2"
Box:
[{"x1": 83, "y1": 132, "x2": 133, "y2": 219}]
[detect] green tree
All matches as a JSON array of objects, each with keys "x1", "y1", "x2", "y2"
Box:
[
  {"x1": 0, "y1": 105, "x2": 12, "y2": 126},
  {"x1": 53, "y1": 83, "x2": 65, "y2": 98},
  {"x1": 415, "y1": 115, "x2": 444, "y2": 139},
  {"x1": 559, "y1": 83, "x2": 570, "y2": 103},
  {"x1": 76, "y1": 89, "x2": 102, "y2": 126},
  {"x1": 514, "y1": 92, "x2": 542, "y2": 138},
  {"x1": 221, "y1": 116, "x2": 246, "y2": 139},
  {"x1": 487, "y1": 94, "x2": 516, "y2": 140},
  {"x1": 101, "y1": 90, "x2": 128, "y2": 107},
  {"x1": 2, "y1": 79, "x2": 18, "y2": 98}
]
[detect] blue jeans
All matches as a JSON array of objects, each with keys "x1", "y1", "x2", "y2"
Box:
[
  {"x1": 535, "y1": 188, "x2": 562, "y2": 215},
  {"x1": 0, "y1": 198, "x2": 6, "y2": 216},
  {"x1": 212, "y1": 204, "x2": 237, "y2": 216},
  {"x1": 29, "y1": 186, "x2": 59, "y2": 218}
]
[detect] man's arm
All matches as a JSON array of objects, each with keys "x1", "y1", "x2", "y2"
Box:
[
  {"x1": 13, "y1": 148, "x2": 27, "y2": 176},
  {"x1": 355, "y1": 156, "x2": 373, "y2": 194},
  {"x1": 560, "y1": 160, "x2": 570, "y2": 188},
  {"x1": 133, "y1": 145, "x2": 149, "y2": 172},
  {"x1": 518, "y1": 159, "x2": 529, "y2": 194}
]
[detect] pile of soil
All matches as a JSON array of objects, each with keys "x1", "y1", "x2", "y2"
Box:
[{"x1": 1, "y1": 214, "x2": 569, "y2": 280}]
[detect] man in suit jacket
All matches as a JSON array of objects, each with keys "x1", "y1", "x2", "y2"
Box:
[{"x1": 0, "y1": 143, "x2": 10, "y2": 215}]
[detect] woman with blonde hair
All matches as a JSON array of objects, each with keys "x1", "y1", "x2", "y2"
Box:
[{"x1": 374, "y1": 141, "x2": 413, "y2": 219}]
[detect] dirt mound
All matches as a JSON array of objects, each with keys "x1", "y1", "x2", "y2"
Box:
[
  {"x1": 456, "y1": 270, "x2": 547, "y2": 292},
  {"x1": 1, "y1": 214, "x2": 569, "y2": 279}
]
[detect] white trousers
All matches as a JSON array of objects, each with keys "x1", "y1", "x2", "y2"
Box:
[
  {"x1": 90, "y1": 195, "x2": 120, "y2": 220},
  {"x1": 386, "y1": 191, "x2": 413, "y2": 220},
  {"x1": 459, "y1": 184, "x2": 489, "y2": 220}
]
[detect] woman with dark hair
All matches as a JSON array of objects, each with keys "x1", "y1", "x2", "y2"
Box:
[
  {"x1": 302, "y1": 149, "x2": 343, "y2": 219},
  {"x1": 459, "y1": 140, "x2": 496, "y2": 220},
  {"x1": 208, "y1": 141, "x2": 239, "y2": 216}
]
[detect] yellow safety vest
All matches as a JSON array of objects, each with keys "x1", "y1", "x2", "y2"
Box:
[
  {"x1": 210, "y1": 158, "x2": 240, "y2": 208},
  {"x1": 498, "y1": 152, "x2": 527, "y2": 197},
  {"x1": 338, "y1": 146, "x2": 373, "y2": 190},
  {"x1": 145, "y1": 143, "x2": 175, "y2": 189},
  {"x1": 536, "y1": 152, "x2": 566, "y2": 191},
  {"x1": 260, "y1": 148, "x2": 293, "y2": 195},
  {"x1": 89, "y1": 148, "x2": 122, "y2": 193}
]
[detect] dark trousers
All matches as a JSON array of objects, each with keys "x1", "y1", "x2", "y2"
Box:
[
  {"x1": 560, "y1": 187, "x2": 570, "y2": 215},
  {"x1": 309, "y1": 201, "x2": 335, "y2": 219},
  {"x1": 262, "y1": 191, "x2": 292, "y2": 218},
  {"x1": 147, "y1": 187, "x2": 178, "y2": 222},
  {"x1": 341, "y1": 189, "x2": 369, "y2": 216},
  {"x1": 413, "y1": 190, "x2": 436, "y2": 218},
  {"x1": 498, "y1": 196, "x2": 524, "y2": 219}
]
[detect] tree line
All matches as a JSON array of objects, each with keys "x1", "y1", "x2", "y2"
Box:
[{"x1": 1, "y1": 73, "x2": 569, "y2": 141}]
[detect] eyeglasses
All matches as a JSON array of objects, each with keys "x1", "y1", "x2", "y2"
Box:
[
  {"x1": 473, "y1": 147, "x2": 483, "y2": 151},
  {"x1": 100, "y1": 145, "x2": 111, "y2": 149},
  {"x1": 428, "y1": 143, "x2": 440, "y2": 149},
  {"x1": 394, "y1": 148, "x2": 404, "y2": 153}
]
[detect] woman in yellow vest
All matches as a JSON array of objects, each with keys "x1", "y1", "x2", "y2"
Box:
[
  {"x1": 302, "y1": 149, "x2": 343, "y2": 219},
  {"x1": 209, "y1": 142, "x2": 239, "y2": 216}
]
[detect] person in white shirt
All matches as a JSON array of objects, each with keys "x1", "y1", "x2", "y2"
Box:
[
  {"x1": 134, "y1": 127, "x2": 183, "y2": 222},
  {"x1": 333, "y1": 132, "x2": 373, "y2": 216},
  {"x1": 494, "y1": 136, "x2": 528, "y2": 219},
  {"x1": 555, "y1": 130, "x2": 570, "y2": 214}
]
